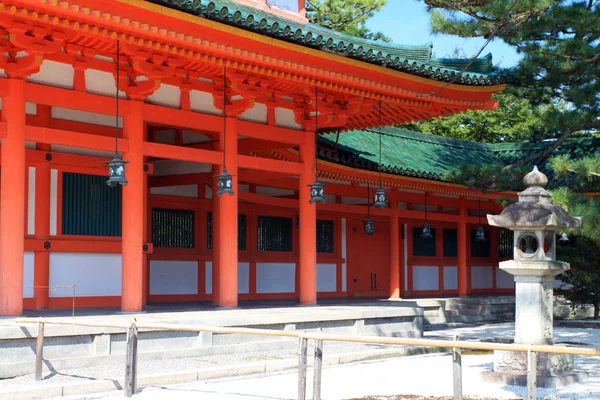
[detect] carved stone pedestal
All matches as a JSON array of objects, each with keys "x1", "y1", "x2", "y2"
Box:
[{"x1": 481, "y1": 350, "x2": 588, "y2": 387}]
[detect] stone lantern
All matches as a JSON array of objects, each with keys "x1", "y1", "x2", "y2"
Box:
[{"x1": 484, "y1": 166, "x2": 587, "y2": 387}]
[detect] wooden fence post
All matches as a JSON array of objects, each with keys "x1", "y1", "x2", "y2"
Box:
[
  {"x1": 452, "y1": 335, "x2": 462, "y2": 400},
  {"x1": 124, "y1": 321, "x2": 139, "y2": 397},
  {"x1": 313, "y1": 328, "x2": 324, "y2": 400},
  {"x1": 297, "y1": 335, "x2": 308, "y2": 400},
  {"x1": 527, "y1": 346, "x2": 537, "y2": 400},
  {"x1": 35, "y1": 320, "x2": 45, "y2": 381}
]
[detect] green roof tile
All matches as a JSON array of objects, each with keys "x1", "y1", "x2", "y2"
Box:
[
  {"x1": 150, "y1": 0, "x2": 511, "y2": 86},
  {"x1": 318, "y1": 128, "x2": 600, "y2": 182}
]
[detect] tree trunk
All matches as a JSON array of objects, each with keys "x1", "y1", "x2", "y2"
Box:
[{"x1": 594, "y1": 302, "x2": 599, "y2": 320}]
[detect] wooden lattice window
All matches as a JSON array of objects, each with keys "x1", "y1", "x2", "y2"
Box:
[
  {"x1": 257, "y1": 216, "x2": 293, "y2": 252},
  {"x1": 412, "y1": 227, "x2": 437, "y2": 257},
  {"x1": 471, "y1": 229, "x2": 491, "y2": 258},
  {"x1": 152, "y1": 208, "x2": 195, "y2": 248},
  {"x1": 61, "y1": 172, "x2": 121, "y2": 236},
  {"x1": 443, "y1": 228, "x2": 458, "y2": 257},
  {"x1": 498, "y1": 229, "x2": 514, "y2": 259},
  {"x1": 206, "y1": 212, "x2": 247, "y2": 251},
  {"x1": 317, "y1": 220, "x2": 335, "y2": 253}
]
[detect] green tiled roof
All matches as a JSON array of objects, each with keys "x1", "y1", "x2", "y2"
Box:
[
  {"x1": 150, "y1": 0, "x2": 511, "y2": 86},
  {"x1": 318, "y1": 128, "x2": 600, "y2": 182}
]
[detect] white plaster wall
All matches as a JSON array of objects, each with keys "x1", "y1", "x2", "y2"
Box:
[
  {"x1": 342, "y1": 196, "x2": 368, "y2": 205},
  {"x1": 205, "y1": 262, "x2": 250, "y2": 294},
  {"x1": 471, "y1": 266, "x2": 494, "y2": 289},
  {"x1": 256, "y1": 186, "x2": 295, "y2": 197},
  {"x1": 149, "y1": 260, "x2": 198, "y2": 295},
  {"x1": 205, "y1": 261, "x2": 213, "y2": 295},
  {"x1": 182, "y1": 131, "x2": 212, "y2": 145},
  {"x1": 412, "y1": 265, "x2": 439, "y2": 291},
  {"x1": 151, "y1": 184, "x2": 198, "y2": 198},
  {"x1": 49, "y1": 253, "x2": 122, "y2": 297},
  {"x1": 239, "y1": 262, "x2": 250, "y2": 294},
  {"x1": 256, "y1": 263, "x2": 295, "y2": 293},
  {"x1": 85, "y1": 69, "x2": 126, "y2": 98},
  {"x1": 190, "y1": 90, "x2": 222, "y2": 115},
  {"x1": 239, "y1": 103, "x2": 267, "y2": 123},
  {"x1": 52, "y1": 107, "x2": 123, "y2": 128},
  {"x1": 403, "y1": 224, "x2": 408, "y2": 292},
  {"x1": 27, "y1": 60, "x2": 74, "y2": 89},
  {"x1": 26, "y1": 103, "x2": 37, "y2": 115},
  {"x1": 23, "y1": 252, "x2": 34, "y2": 299},
  {"x1": 154, "y1": 129, "x2": 176, "y2": 144},
  {"x1": 443, "y1": 266, "x2": 458, "y2": 290},
  {"x1": 146, "y1": 84, "x2": 181, "y2": 108},
  {"x1": 205, "y1": 185, "x2": 213, "y2": 200},
  {"x1": 496, "y1": 267, "x2": 515, "y2": 289},
  {"x1": 50, "y1": 169, "x2": 58, "y2": 236},
  {"x1": 317, "y1": 263, "x2": 336, "y2": 293},
  {"x1": 51, "y1": 144, "x2": 116, "y2": 159},
  {"x1": 152, "y1": 160, "x2": 212, "y2": 177},
  {"x1": 27, "y1": 167, "x2": 35, "y2": 235},
  {"x1": 275, "y1": 107, "x2": 301, "y2": 129},
  {"x1": 341, "y1": 218, "x2": 347, "y2": 292}
]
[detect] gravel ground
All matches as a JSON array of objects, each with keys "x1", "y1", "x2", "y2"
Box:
[{"x1": 0, "y1": 340, "x2": 405, "y2": 390}]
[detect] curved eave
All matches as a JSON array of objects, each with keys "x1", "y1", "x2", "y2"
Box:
[{"x1": 151, "y1": 0, "x2": 511, "y2": 87}]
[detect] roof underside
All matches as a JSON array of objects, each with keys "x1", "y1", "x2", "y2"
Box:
[
  {"x1": 151, "y1": 0, "x2": 511, "y2": 86},
  {"x1": 317, "y1": 128, "x2": 600, "y2": 182}
]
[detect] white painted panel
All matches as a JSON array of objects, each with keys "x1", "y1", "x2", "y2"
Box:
[
  {"x1": 239, "y1": 103, "x2": 267, "y2": 123},
  {"x1": 342, "y1": 196, "x2": 368, "y2": 205},
  {"x1": 239, "y1": 184, "x2": 250, "y2": 192},
  {"x1": 27, "y1": 167, "x2": 35, "y2": 235},
  {"x1": 317, "y1": 263, "x2": 336, "y2": 292},
  {"x1": 85, "y1": 69, "x2": 126, "y2": 98},
  {"x1": 275, "y1": 107, "x2": 301, "y2": 129},
  {"x1": 324, "y1": 194, "x2": 336, "y2": 204},
  {"x1": 205, "y1": 185, "x2": 213, "y2": 200},
  {"x1": 190, "y1": 90, "x2": 222, "y2": 115},
  {"x1": 27, "y1": 60, "x2": 74, "y2": 89},
  {"x1": 147, "y1": 84, "x2": 181, "y2": 108},
  {"x1": 25, "y1": 103, "x2": 37, "y2": 116},
  {"x1": 413, "y1": 265, "x2": 439, "y2": 291},
  {"x1": 150, "y1": 260, "x2": 198, "y2": 295},
  {"x1": 443, "y1": 266, "x2": 458, "y2": 291},
  {"x1": 471, "y1": 266, "x2": 494, "y2": 289},
  {"x1": 205, "y1": 261, "x2": 213, "y2": 294},
  {"x1": 151, "y1": 184, "x2": 198, "y2": 198},
  {"x1": 23, "y1": 252, "x2": 34, "y2": 298},
  {"x1": 342, "y1": 218, "x2": 347, "y2": 292},
  {"x1": 239, "y1": 262, "x2": 250, "y2": 294},
  {"x1": 52, "y1": 107, "x2": 123, "y2": 128},
  {"x1": 154, "y1": 129, "x2": 176, "y2": 144},
  {"x1": 152, "y1": 160, "x2": 212, "y2": 177},
  {"x1": 403, "y1": 224, "x2": 408, "y2": 291},
  {"x1": 412, "y1": 204, "x2": 439, "y2": 212},
  {"x1": 50, "y1": 169, "x2": 58, "y2": 236},
  {"x1": 256, "y1": 263, "x2": 295, "y2": 293},
  {"x1": 496, "y1": 267, "x2": 514, "y2": 289},
  {"x1": 256, "y1": 186, "x2": 295, "y2": 197},
  {"x1": 182, "y1": 131, "x2": 212, "y2": 145},
  {"x1": 51, "y1": 144, "x2": 115, "y2": 159},
  {"x1": 25, "y1": 141, "x2": 37, "y2": 149},
  {"x1": 49, "y1": 253, "x2": 122, "y2": 297}
]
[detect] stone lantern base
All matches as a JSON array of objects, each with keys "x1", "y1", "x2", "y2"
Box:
[{"x1": 481, "y1": 350, "x2": 588, "y2": 388}]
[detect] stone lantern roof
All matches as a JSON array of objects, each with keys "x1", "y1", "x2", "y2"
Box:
[{"x1": 486, "y1": 166, "x2": 581, "y2": 231}]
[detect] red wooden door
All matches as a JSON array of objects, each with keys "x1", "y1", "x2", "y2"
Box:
[{"x1": 348, "y1": 219, "x2": 390, "y2": 296}]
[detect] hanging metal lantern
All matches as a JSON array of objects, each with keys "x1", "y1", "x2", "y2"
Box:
[
  {"x1": 475, "y1": 226, "x2": 486, "y2": 242},
  {"x1": 363, "y1": 217, "x2": 374, "y2": 235},
  {"x1": 558, "y1": 232, "x2": 569, "y2": 244},
  {"x1": 373, "y1": 186, "x2": 387, "y2": 208},
  {"x1": 309, "y1": 181, "x2": 326, "y2": 204},
  {"x1": 105, "y1": 154, "x2": 129, "y2": 187},
  {"x1": 216, "y1": 166, "x2": 234, "y2": 196},
  {"x1": 420, "y1": 222, "x2": 432, "y2": 240}
]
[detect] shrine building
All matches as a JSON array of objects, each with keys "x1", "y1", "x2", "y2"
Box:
[{"x1": 0, "y1": 0, "x2": 536, "y2": 316}]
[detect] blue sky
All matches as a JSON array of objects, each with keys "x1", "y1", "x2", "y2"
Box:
[{"x1": 365, "y1": 1, "x2": 521, "y2": 68}]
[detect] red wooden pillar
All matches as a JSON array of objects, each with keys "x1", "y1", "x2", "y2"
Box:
[
  {"x1": 299, "y1": 131, "x2": 317, "y2": 305},
  {"x1": 389, "y1": 202, "x2": 401, "y2": 298},
  {"x1": 34, "y1": 106, "x2": 52, "y2": 309},
  {"x1": 211, "y1": 164, "x2": 220, "y2": 305},
  {"x1": 216, "y1": 117, "x2": 238, "y2": 308},
  {"x1": 458, "y1": 197, "x2": 468, "y2": 297},
  {"x1": 0, "y1": 79, "x2": 26, "y2": 316},
  {"x1": 121, "y1": 101, "x2": 144, "y2": 312}
]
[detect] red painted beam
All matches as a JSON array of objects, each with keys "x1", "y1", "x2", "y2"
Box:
[
  {"x1": 25, "y1": 126, "x2": 130, "y2": 153},
  {"x1": 143, "y1": 142, "x2": 222, "y2": 165},
  {"x1": 238, "y1": 155, "x2": 303, "y2": 175}
]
